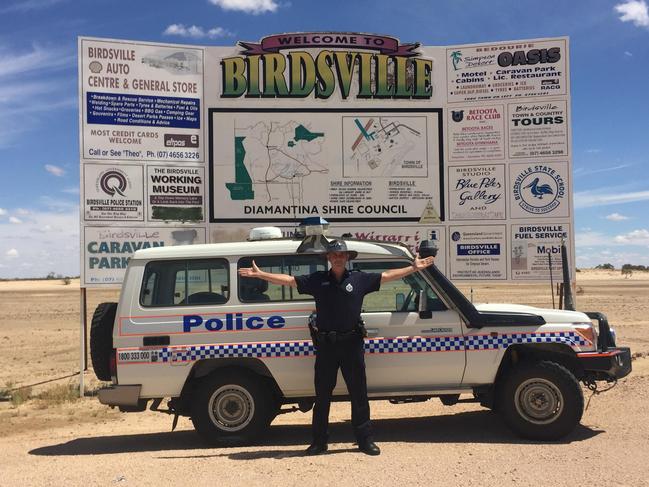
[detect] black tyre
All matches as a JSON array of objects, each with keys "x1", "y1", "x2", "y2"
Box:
[
  {"x1": 498, "y1": 360, "x2": 583, "y2": 440},
  {"x1": 90, "y1": 302, "x2": 117, "y2": 381},
  {"x1": 191, "y1": 370, "x2": 273, "y2": 445}
]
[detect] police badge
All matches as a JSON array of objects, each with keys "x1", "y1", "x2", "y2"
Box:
[{"x1": 452, "y1": 110, "x2": 464, "y2": 122}]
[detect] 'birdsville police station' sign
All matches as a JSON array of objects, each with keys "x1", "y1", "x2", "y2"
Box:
[{"x1": 78, "y1": 32, "x2": 573, "y2": 286}]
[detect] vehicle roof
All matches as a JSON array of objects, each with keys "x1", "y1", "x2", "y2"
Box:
[{"x1": 132, "y1": 237, "x2": 413, "y2": 261}]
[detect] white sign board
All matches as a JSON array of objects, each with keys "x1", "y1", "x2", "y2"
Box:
[{"x1": 80, "y1": 33, "x2": 573, "y2": 286}]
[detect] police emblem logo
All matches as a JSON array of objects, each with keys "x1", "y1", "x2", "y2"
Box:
[
  {"x1": 451, "y1": 110, "x2": 464, "y2": 122},
  {"x1": 345, "y1": 283, "x2": 353, "y2": 292}
]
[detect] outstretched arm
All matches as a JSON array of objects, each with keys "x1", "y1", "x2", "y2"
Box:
[
  {"x1": 381, "y1": 254, "x2": 435, "y2": 284},
  {"x1": 238, "y1": 260, "x2": 298, "y2": 288}
]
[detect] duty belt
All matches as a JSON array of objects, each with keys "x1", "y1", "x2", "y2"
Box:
[{"x1": 315, "y1": 328, "x2": 362, "y2": 345}]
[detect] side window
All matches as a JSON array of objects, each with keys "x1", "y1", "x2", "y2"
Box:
[
  {"x1": 140, "y1": 259, "x2": 229, "y2": 307},
  {"x1": 238, "y1": 254, "x2": 326, "y2": 302},
  {"x1": 352, "y1": 261, "x2": 447, "y2": 313}
]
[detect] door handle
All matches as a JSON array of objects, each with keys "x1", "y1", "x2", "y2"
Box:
[{"x1": 365, "y1": 328, "x2": 380, "y2": 337}]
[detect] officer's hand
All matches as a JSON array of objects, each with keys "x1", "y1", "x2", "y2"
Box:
[
  {"x1": 413, "y1": 253, "x2": 434, "y2": 270},
  {"x1": 238, "y1": 259, "x2": 261, "y2": 277}
]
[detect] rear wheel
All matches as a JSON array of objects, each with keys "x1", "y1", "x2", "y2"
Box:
[
  {"x1": 498, "y1": 360, "x2": 583, "y2": 440},
  {"x1": 191, "y1": 370, "x2": 273, "y2": 445}
]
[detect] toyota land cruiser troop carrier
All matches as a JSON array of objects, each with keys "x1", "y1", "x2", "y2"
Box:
[{"x1": 91, "y1": 229, "x2": 632, "y2": 444}]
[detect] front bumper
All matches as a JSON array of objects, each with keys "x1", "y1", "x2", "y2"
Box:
[{"x1": 577, "y1": 347, "x2": 632, "y2": 380}]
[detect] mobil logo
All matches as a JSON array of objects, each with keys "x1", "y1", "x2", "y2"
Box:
[{"x1": 183, "y1": 313, "x2": 286, "y2": 332}]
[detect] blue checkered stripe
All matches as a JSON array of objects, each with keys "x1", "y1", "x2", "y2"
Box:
[
  {"x1": 152, "y1": 332, "x2": 587, "y2": 363},
  {"x1": 157, "y1": 341, "x2": 315, "y2": 363},
  {"x1": 465, "y1": 331, "x2": 589, "y2": 351},
  {"x1": 364, "y1": 336, "x2": 464, "y2": 354}
]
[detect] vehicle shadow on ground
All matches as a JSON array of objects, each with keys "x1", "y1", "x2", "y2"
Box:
[{"x1": 29, "y1": 410, "x2": 603, "y2": 458}]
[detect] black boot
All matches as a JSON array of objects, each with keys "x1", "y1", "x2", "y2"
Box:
[
  {"x1": 358, "y1": 440, "x2": 380, "y2": 456},
  {"x1": 305, "y1": 443, "x2": 328, "y2": 455}
]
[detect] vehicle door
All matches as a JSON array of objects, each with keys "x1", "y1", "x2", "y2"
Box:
[{"x1": 353, "y1": 259, "x2": 466, "y2": 391}]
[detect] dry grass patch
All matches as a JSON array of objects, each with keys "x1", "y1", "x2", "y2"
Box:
[{"x1": 34, "y1": 383, "x2": 79, "y2": 409}]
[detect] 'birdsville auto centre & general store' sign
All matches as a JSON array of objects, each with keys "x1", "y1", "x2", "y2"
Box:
[{"x1": 78, "y1": 32, "x2": 573, "y2": 286}]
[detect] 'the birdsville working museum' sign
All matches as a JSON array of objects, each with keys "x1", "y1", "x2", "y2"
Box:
[{"x1": 78, "y1": 32, "x2": 573, "y2": 286}]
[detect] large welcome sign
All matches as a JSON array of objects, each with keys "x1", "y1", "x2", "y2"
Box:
[{"x1": 79, "y1": 33, "x2": 573, "y2": 285}]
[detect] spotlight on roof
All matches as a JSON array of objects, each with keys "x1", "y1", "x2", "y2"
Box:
[{"x1": 296, "y1": 216, "x2": 330, "y2": 254}]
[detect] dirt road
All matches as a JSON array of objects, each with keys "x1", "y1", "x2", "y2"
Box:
[{"x1": 1, "y1": 273, "x2": 648, "y2": 486}]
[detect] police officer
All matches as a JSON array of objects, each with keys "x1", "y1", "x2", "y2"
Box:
[{"x1": 238, "y1": 239, "x2": 435, "y2": 455}]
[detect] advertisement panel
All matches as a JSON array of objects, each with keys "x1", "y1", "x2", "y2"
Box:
[
  {"x1": 447, "y1": 164, "x2": 506, "y2": 220},
  {"x1": 447, "y1": 38, "x2": 568, "y2": 103},
  {"x1": 507, "y1": 100, "x2": 568, "y2": 158},
  {"x1": 80, "y1": 38, "x2": 204, "y2": 163},
  {"x1": 509, "y1": 161, "x2": 570, "y2": 218},
  {"x1": 511, "y1": 223, "x2": 571, "y2": 280},
  {"x1": 449, "y1": 225, "x2": 507, "y2": 280},
  {"x1": 83, "y1": 226, "x2": 206, "y2": 285},
  {"x1": 83, "y1": 163, "x2": 144, "y2": 221},
  {"x1": 146, "y1": 165, "x2": 205, "y2": 223},
  {"x1": 447, "y1": 105, "x2": 505, "y2": 161}
]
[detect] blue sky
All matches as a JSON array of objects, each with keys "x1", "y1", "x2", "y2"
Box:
[{"x1": 0, "y1": 0, "x2": 648, "y2": 278}]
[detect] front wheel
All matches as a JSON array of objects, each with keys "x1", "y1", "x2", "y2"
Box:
[
  {"x1": 498, "y1": 360, "x2": 583, "y2": 440},
  {"x1": 191, "y1": 370, "x2": 273, "y2": 445}
]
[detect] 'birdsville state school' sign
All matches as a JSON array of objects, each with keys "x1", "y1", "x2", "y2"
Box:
[{"x1": 78, "y1": 32, "x2": 573, "y2": 286}]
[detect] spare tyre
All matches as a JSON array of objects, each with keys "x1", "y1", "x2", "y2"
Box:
[{"x1": 90, "y1": 302, "x2": 118, "y2": 381}]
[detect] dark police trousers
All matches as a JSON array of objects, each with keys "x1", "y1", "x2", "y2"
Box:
[{"x1": 312, "y1": 333, "x2": 372, "y2": 444}]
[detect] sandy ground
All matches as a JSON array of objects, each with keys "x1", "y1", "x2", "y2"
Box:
[{"x1": 0, "y1": 272, "x2": 648, "y2": 486}]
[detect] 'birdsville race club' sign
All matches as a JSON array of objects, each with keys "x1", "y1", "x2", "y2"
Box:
[{"x1": 78, "y1": 32, "x2": 573, "y2": 286}]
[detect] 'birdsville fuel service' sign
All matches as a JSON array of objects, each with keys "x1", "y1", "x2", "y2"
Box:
[{"x1": 78, "y1": 32, "x2": 573, "y2": 286}]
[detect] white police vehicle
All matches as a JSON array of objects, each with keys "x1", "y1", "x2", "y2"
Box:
[{"x1": 91, "y1": 223, "x2": 631, "y2": 444}]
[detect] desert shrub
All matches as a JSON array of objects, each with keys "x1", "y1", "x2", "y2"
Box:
[
  {"x1": 595, "y1": 263, "x2": 614, "y2": 270},
  {"x1": 62, "y1": 277, "x2": 71, "y2": 285},
  {"x1": 35, "y1": 383, "x2": 79, "y2": 406},
  {"x1": 10, "y1": 386, "x2": 32, "y2": 407}
]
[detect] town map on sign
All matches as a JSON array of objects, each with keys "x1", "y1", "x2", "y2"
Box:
[
  {"x1": 343, "y1": 116, "x2": 428, "y2": 178},
  {"x1": 225, "y1": 121, "x2": 328, "y2": 204}
]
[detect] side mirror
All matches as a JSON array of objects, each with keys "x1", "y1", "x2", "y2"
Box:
[{"x1": 418, "y1": 289, "x2": 432, "y2": 319}]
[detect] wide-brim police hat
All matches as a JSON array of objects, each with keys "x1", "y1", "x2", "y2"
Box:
[{"x1": 325, "y1": 239, "x2": 358, "y2": 259}]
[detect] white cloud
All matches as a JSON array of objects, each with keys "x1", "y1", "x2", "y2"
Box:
[
  {"x1": 605, "y1": 213, "x2": 630, "y2": 221},
  {"x1": 585, "y1": 148, "x2": 601, "y2": 153},
  {"x1": 575, "y1": 229, "x2": 613, "y2": 248},
  {"x1": 625, "y1": 51, "x2": 633, "y2": 57},
  {"x1": 0, "y1": 208, "x2": 6, "y2": 216},
  {"x1": 163, "y1": 24, "x2": 234, "y2": 39},
  {"x1": 0, "y1": 44, "x2": 74, "y2": 79},
  {"x1": 45, "y1": 164, "x2": 65, "y2": 177},
  {"x1": 574, "y1": 189, "x2": 649, "y2": 208},
  {"x1": 0, "y1": 0, "x2": 67, "y2": 14},
  {"x1": 572, "y1": 163, "x2": 631, "y2": 177},
  {"x1": 5, "y1": 248, "x2": 18, "y2": 258},
  {"x1": 576, "y1": 248, "x2": 649, "y2": 268},
  {"x1": 614, "y1": 229, "x2": 649, "y2": 245},
  {"x1": 9, "y1": 216, "x2": 22, "y2": 224},
  {"x1": 61, "y1": 187, "x2": 79, "y2": 195},
  {"x1": 615, "y1": 0, "x2": 649, "y2": 27},
  {"x1": 16, "y1": 208, "x2": 30, "y2": 216},
  {"x1": 0, "y1": 207, "x2": 79, "y2": 278},
  {"x1": 209, "y1": 0, "x2": 279, "y2": 14}
]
